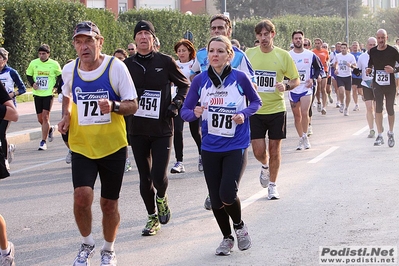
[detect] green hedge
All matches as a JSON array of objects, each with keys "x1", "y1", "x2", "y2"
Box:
[
  {"x1": 118, "y1": 9, "x2": 210, "y2": 56},
  {"x1": 0, "y1": 0, "x2": 390, "y2": 86},
  {"x1": 235, "y1": 15, "x2": 380, "y2": 50}
]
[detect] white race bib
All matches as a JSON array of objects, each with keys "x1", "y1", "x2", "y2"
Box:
[
  {"x1": 134, "y1": 90, "x2": 161, "y2": 119},
  {"x1": 375, "y1": 70, "x2": 390, "y2": 86},
  {"x1": 36, "y1": 76, "x2": 49, "y2": 90},
  {"x1": 207, "y1": 106, "x2": 237, "y2": 137},
  {"x1": 255, "y1": 70, "x2": 276, "y2": 93},
  {"x1": 77, "y1": 91, "x2": 111, "y2": 125},
  {"x1": 298, "y1": 70, "x2": 307, "y2": 84}
]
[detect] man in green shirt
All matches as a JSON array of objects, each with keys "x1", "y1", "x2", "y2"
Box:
[{"x1": 26, "y1": 44, "x2": 62, "y2": 150}]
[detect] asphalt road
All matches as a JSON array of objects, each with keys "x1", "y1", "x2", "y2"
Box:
[{"x1": 1, "y1": 96, "x2": 398, "y2": 266}]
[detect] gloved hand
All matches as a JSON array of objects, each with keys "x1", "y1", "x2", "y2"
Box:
[
  {"x1": 167, "y1": 103, "x2": 178, "y2": 118},
  {"x1": 352, "y1": 68, "x2": 361, "y2": 77}
]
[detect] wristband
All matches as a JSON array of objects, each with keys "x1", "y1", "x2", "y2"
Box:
[{"x1": 112, "y1": 101, "x2": 120, "y2": 112}]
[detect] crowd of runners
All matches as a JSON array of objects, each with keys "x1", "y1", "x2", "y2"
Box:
[{"x1": 1, "y1": 14, "x2": 399, "y2": 266}]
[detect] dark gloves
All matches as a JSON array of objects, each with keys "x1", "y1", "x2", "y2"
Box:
[
  {"x1": 352, "y1": 68, "x2": 361, "y2": 77},
  {"x1": 166, "y1": 98, "x2": 183, "y2": 118}
]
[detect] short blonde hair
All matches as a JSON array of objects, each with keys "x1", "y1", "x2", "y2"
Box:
[{"x1": 207, "y1": 35, "x2": 235, "y2": 57}]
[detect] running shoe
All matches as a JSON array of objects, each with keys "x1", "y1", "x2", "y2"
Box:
[
  {"x1": 38, "y1": 140, "x2": 47, "y2": 151},
  {"x1": 0, "y1": 241, "x2": 14, "y2": 266},
  {"x1": 215, "y1": 237, "x2": 234, "y2": 256},
  {"x1": 353, "y1": 104, "x2": 359, "y2": 111},
  {"x1": 204, "y1": 195, "x2": 212, "y2": 210},
  {"x1": 303, "y1": 135, "x2": 311, "y2": 149},
  {"x1": 234, "y1": 224, "x2": 252, "y2": 251},
  {"x1": 66, "y1": 150, "x2": 72, "y2": 164},
  {"x1": 344, "y1": 107, "x2": 349, "y2": 116},
  {"x1": 368, "y1": 129, "x2": 375, "y2": 138},
  {"x1": 7, "y1": 144, "x2": 15, "y2": 164},
  {"x1": 374, "y1": 136, "x2": 384, "y2": 146},
  {"x1": 156, "y1": 194, "x2": 171, "y2": 224},
  {"x1": 339, "y1": 104, "x2": 344, "y2": 113},
  {"x1": 170, "y1": 162, "x2": 185, "y2": 173},
  {"x1": 336, "y1": 102, "x2": 341, "y2": 108},
  {"x1": 388, "y1": 132, "x2": 395, "y2": 148},
  {"x1": 100, "y1": 250, "x2": 117, "y2": 266},
  {"x1": 296, "y1": 137, "x2": 303, "y2": 150},
  {"x1": 125, "y1": 158, "x2": 132, "y2": 172},
  {"x1": 317, "y1": 102, "x2": 322, "y2": 112},
  {"x1": 259, "y1": 166, "x2": 270, "y2": 188},
  {"x1": 268, "y1": 183, "x2": 280, "y2": 200},
  {"x1": 307, "y1": 125, "x2": 313, "y2": 136},
  {"x1": 48, "y1": 125, "x2": 55, "y2": 142},
  {"x1": 142, "y1": 214, "x2": 160, "y2": 236},
  {"x1": 73, "y1": 243, "x2": 95, "y2": 266},
  {"x1": 198, "y1": 155, "x2": 203, "y2": 172},
  {"x1": 321, "y1": 108, "x2": 326, "y2": 115},
  {"x1": 328, "y1": 94, "x2": 333, "y2": 104}
]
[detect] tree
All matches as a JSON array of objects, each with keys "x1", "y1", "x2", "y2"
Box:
[
  {"x1": 374, "y1": 7, "x2": 399, "y2": 39},
  {"x1": 215, "y1": 0, "x2": 362, "y2": 20}
]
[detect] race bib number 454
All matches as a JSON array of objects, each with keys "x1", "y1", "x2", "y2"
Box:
[
  {"x1": 77, "y1": 91, "x2": 111, "y2": 125},
  {"x1": 134, "y1": 90, "x2": 161, "y2": 119}
]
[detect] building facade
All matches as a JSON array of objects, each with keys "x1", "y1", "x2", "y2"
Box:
[{"x1": 74, "y1": 0, "x2": 217, "y2": 17}]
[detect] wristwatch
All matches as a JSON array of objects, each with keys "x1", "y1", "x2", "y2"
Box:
[
  {"x1": 285, "y1": 84, "x2": 291, "y2": 91},
  {"x1": 112, "y1": 101, "x2": 120, "y2": 112}
]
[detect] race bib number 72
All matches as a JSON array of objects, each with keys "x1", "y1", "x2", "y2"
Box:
[{"x1": 77, "y1": 91, "x2": 111, "y2": 125}]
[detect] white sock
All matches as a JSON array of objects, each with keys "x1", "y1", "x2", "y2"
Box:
[
  {"x1": 102, "y1": 240, "x2": 115, "y2": 252},
  {"x1": 83, "y1": 233, "x2": 95, "y2": 246},
  {"x1": 262, "y1": 164, "x2": 268, "y2": 169},
  {"x1": 1, "y1": 245, "x2": 10, "y2": 256},
  {"x1": 269, "y1": 181, "x2": 276, "y2": 186}
]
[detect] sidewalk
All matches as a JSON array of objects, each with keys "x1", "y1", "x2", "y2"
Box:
[{"x1": 7, "y1": 100, "x2": 62, "y2": 145}]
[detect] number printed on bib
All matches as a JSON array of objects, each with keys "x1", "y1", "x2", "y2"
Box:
[
  {"x1": 375, "y1": 70, "x2": 390, "y2": 86},
  {"x1": 207, "y1": 105, "x2": 237, "y2": 137},
  {"x1": 298, "y1": 70, "x2": 306, "y2": 84},
  {"x1": 255, "y1": 70, "x2": 276, "y2": 93},
  {"x1": 134, "y1": 90, "x2": 161, "y2": 119},
  {"x1": 77, "y1": 91, "x2": 111, "y2": 125},
  {"x1": 36, "y1": 76, "x2": 49, "y2": 90}
]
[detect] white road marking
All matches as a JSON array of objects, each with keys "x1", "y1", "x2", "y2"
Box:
[
  {"x1": 308, "y1": 146, "x2": 339, "y2": 163},
  {"x1": 241, "y1": 189, "x2": 268, "y2": 209},
  {"x1": 353, "y1": 125, "x2": 369, "y2": 136},
  {"x1": 10, "y1": 158, "x2": 64, "y2": 174}
]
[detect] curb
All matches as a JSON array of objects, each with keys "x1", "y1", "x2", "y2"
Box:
[{"x1": 7, "y1": 126, "x2": 60, "y2": 145}]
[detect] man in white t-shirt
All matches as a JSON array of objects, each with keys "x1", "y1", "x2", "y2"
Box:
[
  {"x1": 58, "y1": 21, "x2": 138, "y2": 266},
  {"x1": 332, "y1": 42, "x2": 357, "y2": 116}
]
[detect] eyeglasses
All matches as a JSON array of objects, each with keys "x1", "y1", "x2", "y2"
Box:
[{"x1": 128, "y1": 48, "x2": 135, "y2": 51}]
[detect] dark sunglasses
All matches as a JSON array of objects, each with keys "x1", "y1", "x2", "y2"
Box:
[{"x1": 128, "y1": 48, "x2": 135, "y2": 51}]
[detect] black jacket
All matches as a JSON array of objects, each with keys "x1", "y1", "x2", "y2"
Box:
[{"x1": 124, "y1": 51, "x2": 189, "y2": 137}]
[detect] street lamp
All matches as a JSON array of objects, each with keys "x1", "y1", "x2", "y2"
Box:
[{"x1": 345, "y1": 0, "x2": 349, "y2": 43}]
